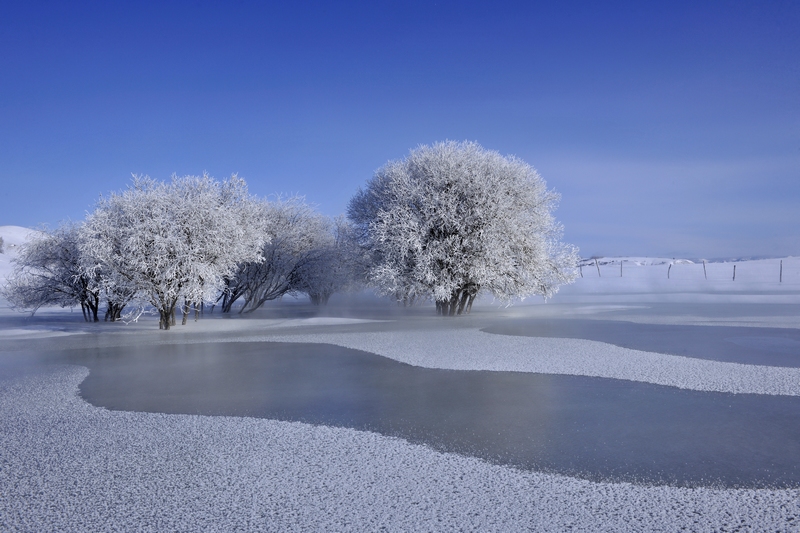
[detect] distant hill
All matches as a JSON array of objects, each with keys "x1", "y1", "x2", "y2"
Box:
[{"x1": 0, "y1": 225, "x2": 40, "y2": 284}]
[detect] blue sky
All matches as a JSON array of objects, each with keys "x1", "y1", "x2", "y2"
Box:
[{"x1": 1, "y1": 1, "x2": 797, "y2": 258}]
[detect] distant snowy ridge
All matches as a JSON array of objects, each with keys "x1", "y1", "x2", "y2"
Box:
[
  {"x1": 0, "y1": 225, "x2": 38, "y2": 253},
  {"x1": 579, "y1": 257, "x2": 695, "y2": 267},
  {"x1": 580, "y1": 255, "x2": 797, "y2": 267},
  {"x1": 0, "y1": 226, "x2": 40, "y2": 286}
]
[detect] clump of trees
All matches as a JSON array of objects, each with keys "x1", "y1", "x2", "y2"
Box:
[
  {"x1": 348, "y1": 141, "x2": 578, "y2": 315},
  {"x1": 4, "y1": 174, "x2": 360, "y2": 329},
  {"x1": 4, "y1": 141, "x2": 578, "y2": 325}
]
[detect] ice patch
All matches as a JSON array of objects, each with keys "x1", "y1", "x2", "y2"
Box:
[{"x1": 0, "y1": 327, "x2": 81, "y2": 338}]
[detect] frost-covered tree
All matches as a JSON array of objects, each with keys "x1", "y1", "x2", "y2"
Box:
[
  {"x1": 3, "y1": 222, "x2": 101, "y2": 321},
  {"x1": 293, "y1": 216, "x2": 363, "y2": 305},
  {"x1": 348, "y1": 141, "x2": 578, "y2": 315},
  {"x1": 0, "y1": 236, "x2": 4, "y2": 254},
  {"x1": 81, "y1": 174, "x2": 267, "y2": 329},
  {"x1": 220, "y1": 197, "x2": 331, "y2": 313}
]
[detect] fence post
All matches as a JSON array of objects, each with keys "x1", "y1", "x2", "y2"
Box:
[
  {"x1": 780, "y1": 260, "x2": 783, "y2": 283},
  {"x1": 620, "y1": 260, "x2": 623, "y2": 277},
  {"x1": 703, "y1": 260, "x2": 707, "y2": 280},
  {"x1": 733, "y1": 264, "x2": 736, "y2": 281}
]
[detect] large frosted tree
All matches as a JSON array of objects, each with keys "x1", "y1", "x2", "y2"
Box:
[{"x1": 348, "y1": 140, "x2": 578, "y2": 315}]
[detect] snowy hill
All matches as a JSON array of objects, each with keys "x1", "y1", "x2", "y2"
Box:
[
  {"x1": 559, "y1": 255, "x2": 800, "y2": 304},
  {"x1": 0, "y1": 225, "x2": 39, "y2": 285},
  {"x1": 578, "y1": 257, "x2": 695, "y2": 267}
]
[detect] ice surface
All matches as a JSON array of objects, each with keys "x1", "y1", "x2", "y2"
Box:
[{"x1": 1, "y1": 365, "x2": 797, "y2": 532}]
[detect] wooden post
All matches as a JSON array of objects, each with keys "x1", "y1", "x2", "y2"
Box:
[
  {"x1": 620, "y1": 260, "x2": 623, "y2": 277},
  {"x1": 703, "y1": 260, "x2": 707, "y2": 280},
  {"x1": 595, "y1": 258, "x2": 601, "y2": 277},
  {"x1": 780, "y1": 260, "x2": 783, "y2": 283},
  {"x1": 668, "y1": 264, "x2": 672, "y2": 279},
  {"x1": 733, "y1": 264, "x2": 736, "y2": 281}
]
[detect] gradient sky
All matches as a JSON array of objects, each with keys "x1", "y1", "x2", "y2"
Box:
[{"x1": 1, "y1": 0, "x2": 797, "y2": 258}]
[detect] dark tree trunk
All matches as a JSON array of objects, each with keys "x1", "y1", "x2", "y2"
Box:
[
  {"x1": 181, "y1": 299, "x2": 190, "y2": 325},
  {"x1": 159, "y1": 299, "x2": 178, "y2": 330},
  {"x1": 447, "y1": 291, "x2": 459, "y2": 316},
  {"x1": 466, "y1": 292, "x2": 477, "y2": 314},
  {"x1": 105, "y1": 301, "x2": 125, "y2": 322},
  {"x1": 86, "y1": 299, "x2": 99, "y2": 322},
  {"x1": 456, "y1": 290, "x2": 470, "y2": 315}
]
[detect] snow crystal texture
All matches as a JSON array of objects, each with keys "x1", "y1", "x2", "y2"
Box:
[{"x1": 1, "y1": 366, "x2": 798, "y2": 532}]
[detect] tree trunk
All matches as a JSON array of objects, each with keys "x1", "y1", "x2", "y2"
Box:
[
  {"x1": 447, "y1": 291, "x2": 459, "y2": 316},
  {"x1": 181, "y1": 299, "x2": 190, "y2": 325},
  {"x1": 456, "y1": 290, "x2": 470, "y2": 315},
  {"x1": 87, "y1": 300, "x2": 99, "y2": 322},
  {"x1": 466, "y1": 292, "x2": 476, "y2": 314}
]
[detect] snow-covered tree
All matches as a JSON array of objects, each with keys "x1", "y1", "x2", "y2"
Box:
[
  {"x1": 81, "y1": 174, "x2": 267, "y2": 329},
  {"x1": 0, "y1": 236, "x2": 4, "y2": 254},
  {"x1": 348, "y1": 140, "x2": 579, "y2": 315},
  {"x1": 3, "y1": 222, "x2": 101, "y2": 321},
  {"x1": 293, "y1": 216, "x2": 363, "y2": 305},
  {"x1": 220, "y1": 196, "x2": 331, "y2": 313}
]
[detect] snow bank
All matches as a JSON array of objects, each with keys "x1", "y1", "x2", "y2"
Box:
[
  {"x1": 260, "y1": 329, "x2": 800, "y2": 396},
  {"x1": 1, "y1": 365, "x2": 796, "y2": 532}
]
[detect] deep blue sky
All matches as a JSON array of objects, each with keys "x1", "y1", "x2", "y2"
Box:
[{"x1": 1, "y1": 1, "x2": 797, "y2": 258}]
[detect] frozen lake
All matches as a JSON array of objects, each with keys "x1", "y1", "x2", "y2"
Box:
[
  {"x1": 3, "y1": 300, "x2": 800, "y2": 530},
  {"x1": 3, "y1": 303, "x2": 799, "y2": 490}
]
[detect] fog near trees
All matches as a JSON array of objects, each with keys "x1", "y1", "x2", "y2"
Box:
[{"x1": 3, "y1": 142, "x2": 578, "y2": 327}]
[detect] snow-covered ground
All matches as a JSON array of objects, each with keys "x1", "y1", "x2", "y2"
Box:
[
  {"x1": 2, "y1": 364, "x2": 798, "y2": 532},
  {"x1": 1, "y1": 225, "x2": 800, "y2": 530},
  {"x1": 0, "y1": 225, "x2": 39, "y2": 288},
  {"x1": 561, "y1": 256, "x2": 800, "y2": 304}
]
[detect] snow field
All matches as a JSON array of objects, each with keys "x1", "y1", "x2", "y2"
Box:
[
  {"x1": 1, "y1": 365, "x2": 798, "y2": 532},
  {"x1": 258, "y1": 329, "x2": 800, "y2": 396},
  {"x1": 0, "y1": 226, "x2": 38, "y2": 290}
]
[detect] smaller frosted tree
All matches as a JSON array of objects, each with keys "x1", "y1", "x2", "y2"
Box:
[
  {"x1": 81, "y1": 174, "x2": 268, "y2": 329},
  {"x1": 220, "y1": 196, "x2": 331, "y2": 313},
  {"x1": 348, "y1": 141, "x2": 578, "y2": 315},
  {"x1": 293, "y1": 216, "x2": 363, "y2": 305},
  {"x1": 4, "y1": 222, "x2": 101, "y2": 321}
]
